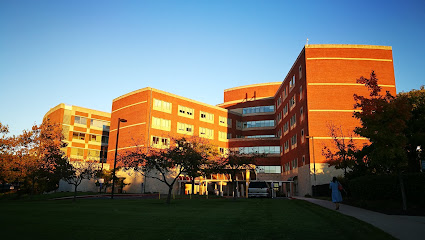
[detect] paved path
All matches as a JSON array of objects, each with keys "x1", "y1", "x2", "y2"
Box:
[{"x1": 294, "y1": 197, "x2": 425, "y2": 240}]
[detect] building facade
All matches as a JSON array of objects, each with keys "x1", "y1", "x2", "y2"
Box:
[
  {"x1": 44, "y1": 103, "x2": 111, "y2": 191},
  {"x1": 46, "y1": 44, "x2": 396, "y2": 196}
]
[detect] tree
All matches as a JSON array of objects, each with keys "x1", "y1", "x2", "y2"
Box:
[
  {"x1": 0, "y1": 119, "x2": 69, "y2": 194},
  {"x1": 211, "y1": 149, "x2": 258, "y2": 200},
  {"x1": 121, "y1": 137, "x2": 217, "y2": 204},
  {"x1": 63, "y1": 160, "x2": 100, "y2": 201},
  {"x1": 175, "y1": 137, "x2": 218, "y2": 195},
  {"x1": 322, "y1": 123, "x2": 357, "y2": 177},
  {"x1": 353, "y1": 71, "x2": 412, "y2": 210},
  {"x1": 398, "y1": 86, "x2": 425, "y2": 172}
]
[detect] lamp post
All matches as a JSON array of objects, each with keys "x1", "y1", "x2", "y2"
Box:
[{"x1": 111, "y1": 118, "x2": 127, "y2": 199}]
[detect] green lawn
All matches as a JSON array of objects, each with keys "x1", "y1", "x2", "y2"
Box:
[{"x1": 1, "y1": 197, "x2": 394, "y2": 240}]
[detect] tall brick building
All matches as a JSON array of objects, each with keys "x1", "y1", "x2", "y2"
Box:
[{"x1": 46, "y1": 44, "x2": 396, "y2": 196}]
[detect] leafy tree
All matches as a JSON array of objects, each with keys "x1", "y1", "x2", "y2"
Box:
[
  {"x1": 211, "y1": 149, "x2": 258, "y2": 200},
  {"x1": 95, "y1": 169, "x2": 114, "y2": 193},
  {"x1": 63, "y1": 160, "x2": 100, "y2": 201},
  {"x1": 174, "y1": 137, "x2": 218, "y2": 195},
  {"x1": 322, "y1": 123, "x2": 357, "y2": 177},
  {"x1": 353, "y1": 71, "x2": 412, "y2": 210},
  {"x1": 398, "y1": 86, "x2": 425, "y2": 172},
  {"x1": 121, "y1": 137, "x2": 217, "y2": 204},
  {"x1": 0, "y1": 119, "x2": 69, "y2": 194}
]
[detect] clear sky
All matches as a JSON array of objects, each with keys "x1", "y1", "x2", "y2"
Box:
[{"x1": 1, "y1": 0, "x2": 424, "y2": 136}]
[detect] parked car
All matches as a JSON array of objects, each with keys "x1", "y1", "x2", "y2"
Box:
[{"x1": 248, "y1": 181, "x2": 270, "y2": 198}]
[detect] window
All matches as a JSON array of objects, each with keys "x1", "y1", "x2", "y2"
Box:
[
  {"x1": 285, "y1": 162, "x2": 290, "y2": 172},
  {"x1": 283, "y1": 121, "x2": 289, "y2": 135},
  {"x1": 301, "y1": 129, "x2": 305, "y2": 143},
  {"x1": 152, "y1": 117, "x2": 171, "y2": 131},
  {"x1": 219, "y1": 147, "x2": 229, "y2": 155},
  {"x1": 199, "y1": 127, "x2": 214, "y2": 139},
  {"x1": 90, "y1": 134, "x2": 101, "y2": 143},
  {"x1": 72, "y1": 132, "x2": 85, "y2": 141},
  {"x1": 292, "y1": 158, "x2": 298, "y2": 169},
  {"x1": 178, "y1": 105, "x2": 194, "y2": 118},
  {"x1": 74, "y1": 116, "x2": 87, "y2": 125},
  {"x1": 276, "y1": 96, "x2": 282, "y2": 108},
  {"x1": 200, "y1": 111, "x2": 214, "y2": 123},
  {"x1": 219, "y1": 131, "x2": 229, "y2": 141},
  {"x1": 302, "y1": 155, "x2": 305, "y2": 166},
  {"x1": 291, "y1": 134, "x2": 297, "y2": 149},
  {"x1": 70, "y1": 148, "x2": 84, "y2": 158},
  {"x1": 242, "y1": 106, "x2": 274, "y2": 115},
  {"x1": 283, "y1": 86, "x2": 288, "y2": 100},
  {"x1": 151, "y1": 136, "x2": 170, "y2": 149},
  {"x1": 100, "y1": 147, "x2": 108, "y2": 163},
  {"x1": 90, "y1": 119, "x2": 109, "y2": 130},
  {"x1": 299, "y1": 86, "x2": 303, "y2": 100},
  {"x1": 177, "y1": 122, "x2": 194, "y2": 135},
  {"x1": 101, "y1": 135, "x2": 109, "y2": 144},
  {"x1": 290, "y1": 114, "x2": 297, "y2": 129},
  {"x1": 243, "y1": 120, "x2": 275, "y2": 129},
  {"x1": 153, "y1": 99, "x2": 172, "y2": 113},
  {"x1": 289, "y1": 94, "x2": 296, "y2": 110},
  {"x1": 256, "y1": 166, "x2": 282, "y2": 174},
  {"x1": 239, "y1": 146, "x2": 280, "y2": 154},
  {"x1": 300, "y1": 107, "x2": 304, "y2": 122},
  {"x1": 283, "y1": 104, "x2": 289, "y2": 117},
  {"x1": 219, "y1": 116, "x2": 231, "y2": 127},
  {"x1": 88, "y1": 150, "x2": 100, "y2": 160},
  {"x1": 276, "y1": 128, "x2": 282, "y2": 138},
  {"x1": 245, "y1": 135, "x2": 275, "y2": 139},
  {"x1": 289, "y1": 75, "x2": 295, "y2": 90},
  {"x1": 276, "y1": 111, "x2": 282, "y2": 123},
  {"x1": 284, "y1": 140, "x2": 289, "y2": 153},
  {"x1": 236, "y1": 120, "x2": 243, "y2": 130},
  {"x1": 299, "y1": 65, "x2": 302, "y2": 79}
]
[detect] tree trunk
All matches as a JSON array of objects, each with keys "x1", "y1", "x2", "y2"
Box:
[
  {"x1": 166, "y1": 184, "x2": 173, "y2": 204},
  {"x1": 233, "y1": 176, "x2": 238, "y2": 201},
  {"x1": 398, "y1": 172, "x2": 407, "y2": 211},
  {"x1": 73, "y1": 184, "x2": 78, "y2": 202},
  {"x1": 191, "y1": 178, "x2": 195, "y2": 196}
]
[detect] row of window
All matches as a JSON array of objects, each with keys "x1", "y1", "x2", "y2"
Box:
[
  {"x1": 242, "y1": 120, "x2": 275, "y2": 129},
  {"x1": 153, "y1": 98, "x2": 232, "y2": 127},
  {"x1": 256, "y1": 166, "x2": 282, "y2": 174},
  {"x1": 239, "y1": 146, "x2": 281, "y2": 154},
  {"x1": 69, "y1": 147, "x2": 108, "y2": 162},
  {"x1": 242, "y1": 105, "x2": 275, "y2": 115},
  {"x1": 72, "y1": 132, "x2": 109, "y2": 143},
  {"x1": 283, "y1": 155, "x2": 305, "y2": 172},
  {"x1": 74, "y1": 116, "x2": 110, "y2": 130}
]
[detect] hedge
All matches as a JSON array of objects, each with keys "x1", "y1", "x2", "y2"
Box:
[{"x1": 347, "y1": 173, "x2": 425, "y2": 204}]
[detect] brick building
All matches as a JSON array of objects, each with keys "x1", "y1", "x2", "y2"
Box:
[{"x1": 46, "y1": 44, "x2": 396, "y2": 196}]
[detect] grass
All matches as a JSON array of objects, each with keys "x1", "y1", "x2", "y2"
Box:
[{"x1": 0, "y1": 195, "x2": 394, "y2": 240}]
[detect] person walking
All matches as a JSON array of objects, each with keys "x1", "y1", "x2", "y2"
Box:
[{"x1": 329, "y1": 177, "x2": 343, "y2": 210}]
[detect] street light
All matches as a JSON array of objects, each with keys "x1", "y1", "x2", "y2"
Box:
[{"x1": 111, "y1": 118, "x2": 127, "y2": 199}]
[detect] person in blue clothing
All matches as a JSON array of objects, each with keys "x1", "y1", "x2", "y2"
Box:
[{"x1": 329, "y1": 177, "x2": 343, "y2": 210}]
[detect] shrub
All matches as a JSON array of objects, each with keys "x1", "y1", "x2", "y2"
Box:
[{"x1": 348, "y1": 173, "x2": 425, "y2": 204}]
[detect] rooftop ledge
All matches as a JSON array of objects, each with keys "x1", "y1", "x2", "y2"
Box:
[{"x1": 305, "y1": 44, "x2": 392, "y2": 50}]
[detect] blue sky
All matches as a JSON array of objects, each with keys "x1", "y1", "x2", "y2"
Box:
[{"x1": 1, "y1": 0, "x2": 424, "y2": 136}]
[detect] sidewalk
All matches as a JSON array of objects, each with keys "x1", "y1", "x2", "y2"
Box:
[{"x1": 294, "y1": 197, "x2": 425, "y2": 240}]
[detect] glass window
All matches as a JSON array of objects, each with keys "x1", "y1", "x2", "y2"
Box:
[
  {"x1": 153, "y1": 99, "x2": 172, "y2": 113},
  {"x1": 74, "y1": 116, "x2": 87, "y2": 125}
]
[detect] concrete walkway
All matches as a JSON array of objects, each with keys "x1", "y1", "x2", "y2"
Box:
[{"x1": 294, "y1": 197, "x2": 425, "y2": 240}]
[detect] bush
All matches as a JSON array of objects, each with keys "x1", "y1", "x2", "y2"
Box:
[{"x1": 348, "y1": 173, "x2": 425, "y2": 204}]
